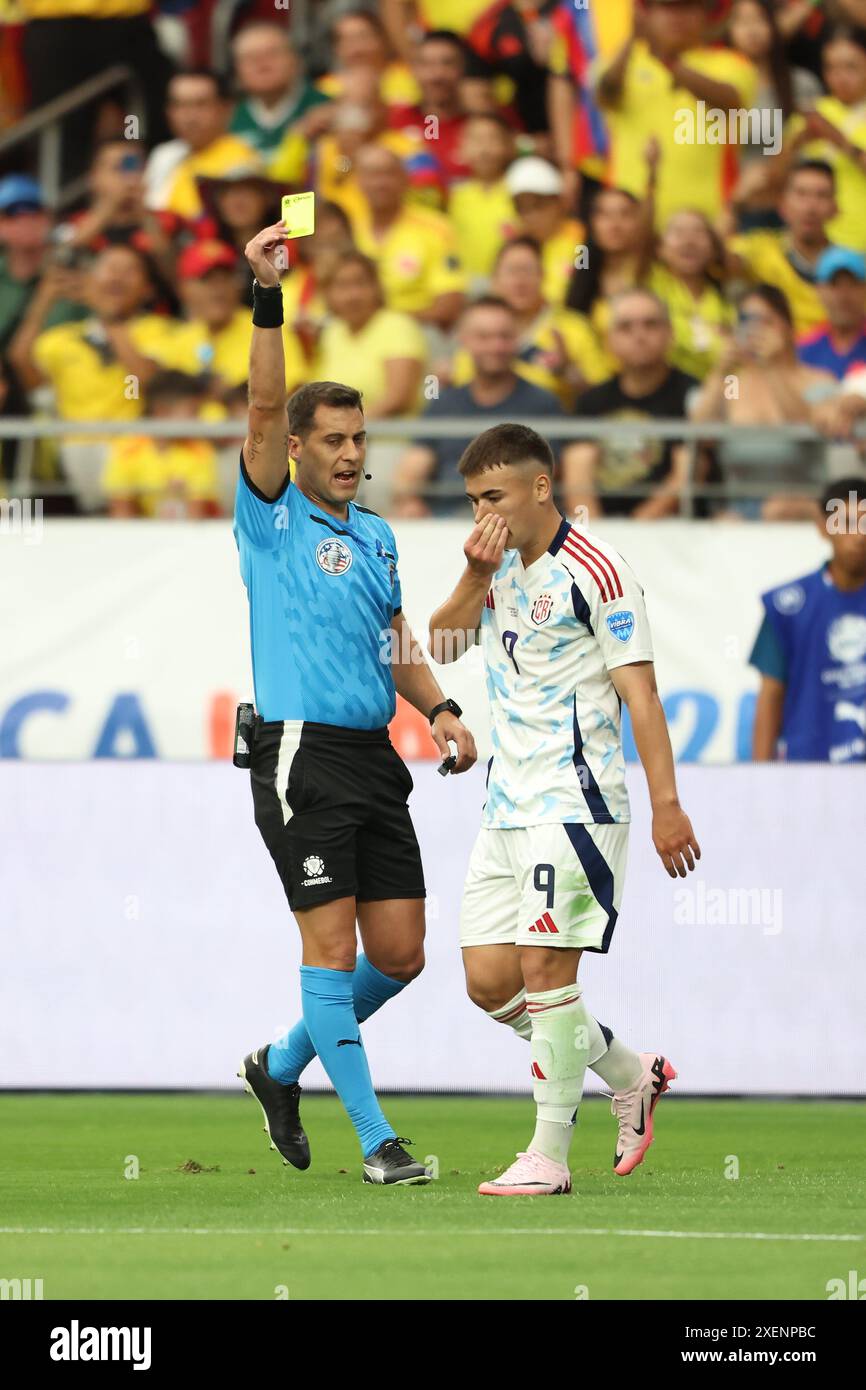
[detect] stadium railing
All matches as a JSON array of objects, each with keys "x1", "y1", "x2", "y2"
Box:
[{"x1": 0, "y1": 416, "x2": 860, "y2": 515}]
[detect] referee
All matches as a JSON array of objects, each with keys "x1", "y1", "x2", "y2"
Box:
[{"x1": 235, "y1": 222, "x2": 477, "y2": 1186}]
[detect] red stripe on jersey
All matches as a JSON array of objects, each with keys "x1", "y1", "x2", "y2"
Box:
[
  {"x1": 542, "y1": 912, "x2": 559, "y2": 934},
  {"x1": 485, "y1": 589, "x2": 495, "y2": 609},
  {"x1": 561, "y1": 539, "x2": 612, "y2": 601},
  {"x1": 535, "y1": 918, "x2": 547, "y2": 932},
  {"x1": 568, "y1": 528, "x2": 623, "y2": 599}
]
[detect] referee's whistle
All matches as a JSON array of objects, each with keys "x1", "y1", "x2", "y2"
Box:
[{"x1": 437, "y1": 755, "x2": 457, "y2": 777}]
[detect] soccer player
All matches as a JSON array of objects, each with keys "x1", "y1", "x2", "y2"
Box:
[
  {"x1": 234, "y1": 221, "x2": 476, "y2": 1185},
  {"x1": 429, "y1": 423, "x2": 700, "y2": 1195}
]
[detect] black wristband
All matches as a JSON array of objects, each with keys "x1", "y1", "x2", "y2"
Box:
[
  {"x1": 429, "y1": 698, "x2": 462, "y2": 726},
  {"x1": 252, "y1": 280, "x2": 283, "y2": 328}
]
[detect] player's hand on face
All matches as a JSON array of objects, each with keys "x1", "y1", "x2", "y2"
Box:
[
  {"x1": 464, "y1": 513, "x2": 508, "y2": 578},
  {"x1": 652, "y1": 805, "x2": 701, "y2": 879},
  {"x1": 431, "y1": 712, "x2": 477, "y2": 773},
  {"x1": 244, "y1": 222, "x2": 288, "y2": 288}
]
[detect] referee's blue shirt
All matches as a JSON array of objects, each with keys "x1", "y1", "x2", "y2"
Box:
[{"x1": 234, "y1": 460, "x2": 403, "y2": 727}]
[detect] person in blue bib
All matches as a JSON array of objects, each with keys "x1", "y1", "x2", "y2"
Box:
[
  {"x1": 235, "y1": 220, "x2": 477, "y2": 1186},
  {"x1": 750, "y1": 477, "x2": 866, "y2": 763}
]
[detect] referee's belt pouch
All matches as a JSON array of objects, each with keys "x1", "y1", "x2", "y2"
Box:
[{"x1": 233, "y1": 703, "x2": 257, "y2": 769}]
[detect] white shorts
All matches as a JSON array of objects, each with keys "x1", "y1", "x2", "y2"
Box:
[{"x1": 459, "y1": 822, "x2": 629, "y2": 954}]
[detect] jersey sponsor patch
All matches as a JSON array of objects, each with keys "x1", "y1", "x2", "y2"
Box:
[
  {"x1": 315, "y1": 538, "x2": 353, "y2": 575},
  {"x1": 606, "y1": 609, "x2": 635, "y2": 643},
  {"x1": 531, "y1": 592, "x2": 554, "y2": 625}
]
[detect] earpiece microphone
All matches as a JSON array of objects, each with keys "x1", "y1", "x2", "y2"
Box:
[{"x1": 364, "y1": 472, "x2": 372, "y2": 480}]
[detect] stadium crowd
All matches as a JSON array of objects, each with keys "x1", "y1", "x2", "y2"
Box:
[{"x1": 2, "y1": 0, "x2": 866, "y2": 517}]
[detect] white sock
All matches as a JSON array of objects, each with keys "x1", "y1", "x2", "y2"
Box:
[
  {"x1": 525, "y1": 983, "x2": 591, "y2": 1165},
  {"x1": 486, "y1": 989, "x2": 532, "y2": 1040},
  {"x1": 487, "y1": 993, "x2": 642, "y2": 1092},
  {"x1": 591, "y1": 1035, "x2": 644, "y2": 1093}
]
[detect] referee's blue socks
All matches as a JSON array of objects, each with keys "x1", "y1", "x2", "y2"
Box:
[
  {"x1": 299, "y1": 964, "x2": 396, "y2": 1157},
  {"x1": 267, "y1": 955, "x2": 406, "y2": 1085}
]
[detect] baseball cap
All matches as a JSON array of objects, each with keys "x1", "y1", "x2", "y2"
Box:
[
  {"x1": 505, "y1": 157, "x2": 563, "y2": 199},
  {"x1": 816, "y1": 247, "x2": 866, "y2": 284},
  {"x1": 0, "y1": 174, "x2": 44, "y2": 214},
  {"x1": 177, "y1": 240, "x2": 239, "y2": 280}
]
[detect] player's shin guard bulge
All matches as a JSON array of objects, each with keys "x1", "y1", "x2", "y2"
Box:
[{"x1": 527, "y1": 983, "x2": 591, "y2": 1135}]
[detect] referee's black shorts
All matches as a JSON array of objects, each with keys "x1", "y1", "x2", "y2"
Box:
[{"x1": 250, "y1": 718, "x2": 426, "y2": 912}]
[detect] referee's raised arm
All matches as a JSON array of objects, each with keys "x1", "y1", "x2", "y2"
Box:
[{"x1": 243, "y1": 223, "x2": 291, "y2": 500}]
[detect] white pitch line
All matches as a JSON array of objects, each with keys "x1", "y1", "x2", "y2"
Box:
[{"x1": 0, "y1": 1227, "x2": 861, "y2": 1243}]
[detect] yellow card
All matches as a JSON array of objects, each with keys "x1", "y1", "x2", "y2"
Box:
[{"x1": 281, "y1": 192, "x2": 315, "y2": 240}]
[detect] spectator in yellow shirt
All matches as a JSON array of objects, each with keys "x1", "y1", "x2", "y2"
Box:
[
  {"x1": 152, "y1": 70, "x2": 262, "y2": 219},
  {"x1": 597, "y1": 0, "x2": 758, "y2": 228},
  {"x1": 12, "y1": 243, "x2": 179, "y2": 413},
  {"x1": 173, "y1": 240, "x2": 308, "y2": 393},
  {"x1": 104, "y1": 370, "x2": 219, "y2": 519},
  {"x1": 10, "y1": 243, "x2": 191, "y2": 510},
  {"x1": 315, "y1": 251, "x2": 427, "y2": 416},
  {"x1": 448, "y1": 112, "x2": 516, "y2": 283},
  {"x1": 787, "y1": 28, "x2": 866, "y2": 252},
  {"x1": 728, "y1": 160, "x2": 845, "y2": 335},
  {"x1": 451, "y1": 236, "x2": 612, "y2": 406},
  {"x1": 350, "y1": 144, "x2": 466, "y2": 329},
  {"x1": 649, "y1": 209, "x2": 736, "y2": 379},
  {"x1": 271, "y1": 67, "x2": 444, "y2": 221},
  {"x1": 504, "y1": 156, "x2": 586, "y2": 306}
]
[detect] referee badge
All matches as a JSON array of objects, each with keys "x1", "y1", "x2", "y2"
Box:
[{"x1": 315, "y1": 538, "x2": 353, "y2": 575}]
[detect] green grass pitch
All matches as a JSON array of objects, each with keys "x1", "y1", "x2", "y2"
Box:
[{"x1": 1, "y1": 1093, "x2": 863, "y2": 1301}]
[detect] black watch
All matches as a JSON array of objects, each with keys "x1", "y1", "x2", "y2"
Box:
[{"x1": 429, "y1": 698, "x2": 462, "y2": 726}]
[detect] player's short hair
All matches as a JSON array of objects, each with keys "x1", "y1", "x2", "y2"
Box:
[
  {"x1": 287, "y1": 381, "x2": 364, "y2": 438},
  {"x1": 458, "y1": 423, "x2": 554, "y2": 478}
]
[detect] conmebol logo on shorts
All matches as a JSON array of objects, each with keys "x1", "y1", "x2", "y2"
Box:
[{"x1": 49, "y1": 1321, "x2": 152, "y2": 1371}]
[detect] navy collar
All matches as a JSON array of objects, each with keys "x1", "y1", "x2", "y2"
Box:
[{"x1": 547, "y1": 516, "x2": 571, "y2": 556}]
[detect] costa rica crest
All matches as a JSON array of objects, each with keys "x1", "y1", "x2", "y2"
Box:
[{"x1": 531, "y1": 592, "x2": 554, "y2": 625}]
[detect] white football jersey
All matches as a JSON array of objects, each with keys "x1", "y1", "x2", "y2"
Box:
[{"x1": 480, "y1": 517, "x2": 654, "y2": 829}]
